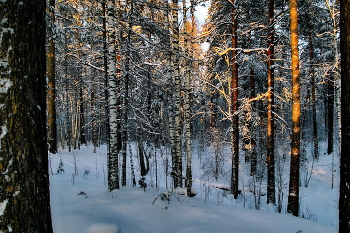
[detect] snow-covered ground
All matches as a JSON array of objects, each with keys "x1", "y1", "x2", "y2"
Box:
[{"x1": 50, "y1": 144, "x2": 338, "y2": 233}]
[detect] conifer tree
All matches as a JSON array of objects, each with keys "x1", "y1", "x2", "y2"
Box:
[
  {"x1": 287, "y1": 0, "x2": 301, "y2": 217},
  {"x1": 0, "y1": 1, "x2": 53, "y2": 231}
]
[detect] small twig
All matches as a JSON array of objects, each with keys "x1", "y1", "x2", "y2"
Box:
[{"x1": 89, "y1": 203, "x2": 96, "y2": 221}]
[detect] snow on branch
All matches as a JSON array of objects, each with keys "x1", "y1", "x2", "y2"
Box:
[{"x1": 214, "y1": 47, "x2": 268, "y2": 56}]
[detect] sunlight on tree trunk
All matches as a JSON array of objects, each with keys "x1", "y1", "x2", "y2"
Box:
[{"x1": 287, "y1": 0, "x2": 301, "y2": 217}]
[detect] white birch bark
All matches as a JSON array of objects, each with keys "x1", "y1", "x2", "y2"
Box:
[
  {"x1": 107, "y1": 0, "x2": 119, "y2": 191},
  {"x1": 171, "y1": 0, "x2": 183, "y2": 188}
]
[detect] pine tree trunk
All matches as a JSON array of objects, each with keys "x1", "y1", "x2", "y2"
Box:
[
  {"x1": 107, "y1": 0, "x2": 120, "y2": 191},
  {"x1": 183, "y1": 0, "x2": 193, "y2": 197},
  {"x1": 79, "y1": 87, "x2": 86, "y2": 145},
  {"x1": 339, "y1": 0, "x2": 350, "y2": 231},
  {"x1": 91, "y1": 87, "x2": 98, "y2": 153},
  {"x1": 327, "y1": 77, "x2": 334, "y2": 155},
  {"x1": 0, "y1": 1, "x2": 53, "y2": 231},
  {"x1": 249, "y1": 68, "x2": 257, "y2": 176},
  {"x1": 47, "y1": 0, "x2": 58, "y2": 154},
  {"x1": 266, "y1": 0, "x2": 276, "y2": 205},
  {"x1": 102, "y1": 0, "x2": 110, "y2": 145},
  {"x1": 309, "y1": 36, "x2": 319, "y2": 159},
  {"x1": 230, "y1": 0, "x2": 239, "y2": 199},
  {"x1": 287, "y1": 0, "x2": 301, "y2": 217}
]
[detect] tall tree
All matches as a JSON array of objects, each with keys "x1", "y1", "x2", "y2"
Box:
[
  {"x1": 230, "y1": 0, "x2": 239, "y2": 199},
  {"x1": 339, "y1": 0, "x2": 350, "y2": 231},
  {"x1": 309, "y1": 35, "x2": 319, "y2": 159},
  {"x1": 287, "y1": 0, "x2": 301, "y2": 217},
  {"x1": 107, "y1": 0, "x2": 120, "y2": 191},
  {"x1": 0, "y1": 0, "x2": 53, "y2": 232},
  {"x1": 171, "y1": 0, "x2": 183, "y2": 188},
  {"x1": 47, "y1": 0, "x2": 58, "y2": 154},
  {"x1": 183, "y1": 0, "x2": 193, "y2": 197},
  {"x1": 266, "y1": 0, "x2": 276, "y2": 205}
]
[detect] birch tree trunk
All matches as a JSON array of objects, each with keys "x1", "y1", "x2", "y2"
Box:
[
  {"x1": 107, "y1": 0, "x2": 120, "y2": 191},
  {"x1": 0, "y1": 1, "x2": 53, "y2": 231},
  {"x1": 47, "y1": 0, "x2": 58, "y2": 154},
  {"x1": 230, "y1": 0, "x2": 239, "y2": 199},
  {"x1": 287, "y1": 0, "x2": 301, "y2": 217},
  {"x1": 339, "y1": 0, "x2": 350, "y2": 231},
  {"x1": 266, "y1": 0, "x2": 276, "y2": 205},
  {"x1": 171, "y1": 0, "x2": 183, "y2": 188}
]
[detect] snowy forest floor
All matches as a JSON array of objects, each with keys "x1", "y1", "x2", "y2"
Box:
[{"x1": 50, "y1": 143, "x2": 339, "y2": 233}]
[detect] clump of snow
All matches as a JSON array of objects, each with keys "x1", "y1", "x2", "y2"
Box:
[
  {"x1": 86, "y1": 223, "x2": 118, "y2": 233},
  {"x1": 0, "y1": 79, "x2": 12, "y2": 93},
  {"x1": 0, "y1": 199, "x2": 8, "y2": 216},
  {"x1": 0, "y1": 125, "x2": 7, "y2": 150}
]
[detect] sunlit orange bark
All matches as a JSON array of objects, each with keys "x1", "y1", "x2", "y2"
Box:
[{"x1": 287, "y1": 0, "x2": 301, "y2": 217}]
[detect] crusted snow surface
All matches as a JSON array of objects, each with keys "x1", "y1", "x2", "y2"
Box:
[{"x1": 86, "y1": 223, "x2": 118, "y2": 233}]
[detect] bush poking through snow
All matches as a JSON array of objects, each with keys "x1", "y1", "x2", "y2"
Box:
[
  {"x1": 78, "y1": 191, "x2": 88, "y2": 198},
  {"x1": 139, "y1": 177, "x2": 147, "y2": 191},
  {"x1": 56, "y1": 158, "x2": 64, "y2": 174},
  {"x1": 83, "y1": 166, "x2": 90, "y2": 178},
  {"x1": 152, "y1": 192, "x2": 171, "y2": 205}
]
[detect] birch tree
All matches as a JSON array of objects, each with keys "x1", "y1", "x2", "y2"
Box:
[
  {"x1": 0, "y1": 0, "x2": 53, "y2": 231},
  {"x1": 171, "y1": 0, "x2": 183, "y2": 188},
  {"x1": 107, "y1": 0, "x2": 120, "y2": 191}
]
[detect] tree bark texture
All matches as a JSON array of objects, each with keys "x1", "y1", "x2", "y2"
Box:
[
  {"x1": 47, "y1": 0, "x2": 58, "y2": 154},
  {"x1": 287, "y1": 0, "x2": 301, "y2": 217},
  {"x1": 107, "y1": 0, "x2": 120, "y2": 191},
  {"x1": 183, "y1": 0, "x2": 193, "y2": 197},
  {"x1": 266, "y1": 0, "x2": 276, "y2": 205},
  {"x1": 230, "y1": 0, "x2": 239, "y2": 199},
  {"x1": 171, "y1": 0, "x2": 183, "y2": 188},
  {"x1": 309, "y1": 36, "x2": 319, "y2": 159},
  {"x1": 327, "y1": 77, "x2": 334, "y2": 155},
  {"x1": 0, "y1": 1, "x2": 53, "y2": 232},
  {"x1": 339, "y1": 0, "x2": 350, "y2": 231}
]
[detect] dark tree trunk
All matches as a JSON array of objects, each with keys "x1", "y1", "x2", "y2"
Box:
[
  {"x1": 249, "y1": 69, "x2": 257, "y2": 176},
  {"x1": 230, "y1": 0, "x2": 239, "y2": 199},
  {"x1": 0, "y1": 1, "x2": 53, "y2": 232},
  {"x1": 339, "y1": 0, "x2": 350, "y2": 231},
  {"x1": 266, "y1": 0, "x2": 276, "y2": 205},
  {"x1": 79, "y1": 87, "x2": 86, "y2": 145},
  {"x1": 309, "y1": 36, "x2": 319, "y2": 159},
  {"x1": 47, "y1": 0, "x2": 58, "y2": 154},
  {"x1": 327, "y1": 77, "x2": 334, "y2": 155}
]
